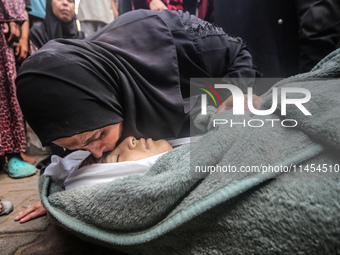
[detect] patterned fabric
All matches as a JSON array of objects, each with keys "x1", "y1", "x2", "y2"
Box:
[
  {"x1": 0, "y1": 0, "x2": 27, "y2": 155},
  {"x1": 179, "y1": 10, "x2": 225, "y2": 40}
]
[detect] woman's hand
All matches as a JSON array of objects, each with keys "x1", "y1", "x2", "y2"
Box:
[
  {"x1": 15, "y1": 10, "x2": 29, "y2": 64},
  {"x1": 3, "y1": 22, "x2": 21, "y2": 44},
  {"x1": 15, "y1": 37, "x2": 29, "y2": 64},
  {"x1": 216, "y1": 94, "x2": 263, "y2": 114},
  {"x1": 149, "y1": 0, "x2": 167, "y2": 11},
  {"x1": 14, "y1": 201, "x2": 47, "y2": 223}
]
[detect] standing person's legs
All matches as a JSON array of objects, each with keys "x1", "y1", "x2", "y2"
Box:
[
  {"x1": 118, "y1": 0, "x2": 133, "y2": 15},
  {"x1": 0, "y1": 25, "x2": 37, "y2": 178},
  {"x1": 183, "y1": 0, "x2": 197, "y2": 14}
]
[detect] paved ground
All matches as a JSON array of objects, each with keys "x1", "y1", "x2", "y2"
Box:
[{"x1": 0, "y1": 155, "x2": 126, "y2": 255}]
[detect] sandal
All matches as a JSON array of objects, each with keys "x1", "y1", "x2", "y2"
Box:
[
  {"x1": 4, "y1": 157, "x2": 37, "y2": 179},
  {"x1": 0, "y1": 199, "x2": 13, "y2": 216}
]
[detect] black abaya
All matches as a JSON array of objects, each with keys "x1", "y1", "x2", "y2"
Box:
[{"x1": 17, "y1": 10, "x2": 258, "y2": 146}]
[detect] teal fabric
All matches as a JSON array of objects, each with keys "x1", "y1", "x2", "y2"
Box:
[
  {"x1": 28, "y1": 0, "x2": 46, "y2": 19},
  {"x1": 40, "y1": 49, "x2": 340, "y2": 254}
]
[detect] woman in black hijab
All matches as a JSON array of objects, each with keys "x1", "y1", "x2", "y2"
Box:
[
  {"x1": 17, "y1": 9, "x2": 259, "y2": 158},
  {"x1": 29, "y1": 0, "x2": 84, "y2": 51}
]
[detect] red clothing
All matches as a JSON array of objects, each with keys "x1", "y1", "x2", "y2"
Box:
[
  {"x1": 133, "y1": 0, "x2": 183, "y2": 11},
  {"x1": 0, "y1": 0, "x2": 27, "y2": 155}
]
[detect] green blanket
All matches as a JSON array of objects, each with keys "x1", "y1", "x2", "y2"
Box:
[{"x1": 40, "y1": 49, "x2": 340, "y2": 254}]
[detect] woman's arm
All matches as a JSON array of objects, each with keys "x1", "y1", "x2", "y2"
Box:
[
  {"x1": 15, "y1": 10, "x2": 29, "y2": 64},
  {"x1": 148, "y1": 0, "x2": 167, "y2": 11},
  {"x1": 111, "y1": 0, "x2": 119, "y2": 18}
]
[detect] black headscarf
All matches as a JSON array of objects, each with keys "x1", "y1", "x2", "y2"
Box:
[
  {"x1": 30, "y1": 0, "x2": 84, "y2": 49},
  {"x1": 17, "y1": 10, "x2": 257, "y2": 146}
]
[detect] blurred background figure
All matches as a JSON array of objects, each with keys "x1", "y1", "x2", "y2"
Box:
[
  {"x1": 132, "y1": 0, "x2": 183, "y2": 11},
  {"x1": 29, "y1": 0, "x2": 84, "y2": 53},
  {"x1": 183, "y1": 0, "x2": 196, "y2": 14},
  {"x1": 213, "y1": 0, "x2": 340, "y2": 78},
  {"x1": 118, "y1": 0, "x2": 183, "y2": 14},
  {"x1": 77, "y1": 0, "x2": 118, "y2": 37},
  {"x1": 28, "y1": 0, "x2": 46, "y2": 28},
  {"x1": 118, "y1": 0, "x2": 214, "y2": 21},
  {"x1": 183, "y1": 0, "x2": 214, "y2": 22},
  {"x1": 15, "y1": 2, "x2": 30, "y2": 66},
  {"x1": 118, "y1": 0, "x2": 132, "y2": 15},
  {"x1": 0, "y1": 0, "x2": 37, "y2": 178}
]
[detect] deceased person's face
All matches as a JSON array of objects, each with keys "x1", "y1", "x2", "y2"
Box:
[{"x1": 80, "y1": 136, "x2": 173, "y2": 167}]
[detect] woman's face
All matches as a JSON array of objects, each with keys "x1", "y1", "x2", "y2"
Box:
[
  {"x1": 51, "y1": 0, "x2": 75, "y2": 23},
  {"x1": 80, "y1": 136, "x2": 173, "y2": 166},
  {"x1": 53, "y1": 123, "x2": 124, "y2": 158}
]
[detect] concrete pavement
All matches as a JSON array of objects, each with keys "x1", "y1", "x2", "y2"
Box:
[{"x1": 0, "y1": 155, "x2": 126, "y2": 255}]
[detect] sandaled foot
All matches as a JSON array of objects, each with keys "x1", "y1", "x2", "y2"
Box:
[
  {"x1": 4, "y1": 157, "x2": 37, "y2": 179},
  {"x1": 0, "y1": 200, "x2": 13, "y2": 216}
]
